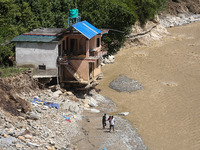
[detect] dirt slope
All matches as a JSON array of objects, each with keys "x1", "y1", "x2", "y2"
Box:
[
  {"x1": 168, "y1": 0, "x2": 200, "y2": 15},
  {"x1": 0, "y1": 73, "x2": 37, "y2": 116}
]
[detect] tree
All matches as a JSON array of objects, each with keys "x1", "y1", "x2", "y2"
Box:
[
  {"x1": 133, "y1": 0, "x2": 168, "y2": 25},
  {"x1": 77, "y1": 0, "x2": 137, "y2": 54},
  {"x1": 0, "y1": 0, "x2": 39, "y2": 66}
]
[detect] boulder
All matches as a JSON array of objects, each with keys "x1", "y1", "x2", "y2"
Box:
[
  {"x1": 28, "y1": 111, "x2": 40, "y2": 120},
  {"x1": 52, "y1": 90, "x2": 62, "y2": 98},
  {"x1": 69, "y1": 103, "x2": 79, "y2": 114},
  {"x1": 90, "y1": 109, "x2": 100, "y2": 113},
  {"x1": 61, "y1": 100, "x2": 71, "y2": 110},
  {"x1": 0, "y1": 137, "x2": 17, "y2": 146},
  {"x1": 86, "y1": 96, "x2": 98, "y2": 107},
  {"x1": 62, "y1": 101, "x2": 80, "y2": 114}
]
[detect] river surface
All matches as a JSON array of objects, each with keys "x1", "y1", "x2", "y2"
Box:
[{"x1": 97, "y1": 21, "x2": 200, "y2": 150}]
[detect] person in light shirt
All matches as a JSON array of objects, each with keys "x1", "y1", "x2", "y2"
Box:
[{"x1": 109, "y1": 116, "x2": 115, "y2": 133}]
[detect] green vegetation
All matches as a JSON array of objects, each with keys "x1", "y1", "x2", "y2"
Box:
[
  {"x1": 0, "y1": 67, "x2": 28, "y2": 77},
  {"x1": 0, "y1": 0, "x2": 168, "y2": 66}
]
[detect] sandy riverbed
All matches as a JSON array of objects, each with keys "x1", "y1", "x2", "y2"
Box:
[{"x1": 97, "y1": 21, "x2": 200, "y2": 150}]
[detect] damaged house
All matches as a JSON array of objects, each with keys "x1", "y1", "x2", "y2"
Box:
[{"x1": 11, "y1": 21, "x2": 108, "y2": 88}]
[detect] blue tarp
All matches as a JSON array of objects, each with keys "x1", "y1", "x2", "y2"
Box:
[
  {"x1": 32, "y1": 97, "x2": 59, "y2": 109},
  {"x1": 72, "y1": 21, "x2": 102, "y2": 39}
]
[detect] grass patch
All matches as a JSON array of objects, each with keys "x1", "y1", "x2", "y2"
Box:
[{"x1": 0, "y1": 67, "x2": 29, "y2": 77}]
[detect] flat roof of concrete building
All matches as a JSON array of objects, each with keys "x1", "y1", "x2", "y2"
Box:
[{"x1": 23, "y1": 28, "x2": 65, "y2": 36}]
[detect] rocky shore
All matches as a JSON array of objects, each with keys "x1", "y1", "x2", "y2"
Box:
[
  {"x1": 0, "y1": 73, "x2": 147, "y2": 150},
  {"x1": 159, "y1": 13, "x2": 200, "y2": 28}
]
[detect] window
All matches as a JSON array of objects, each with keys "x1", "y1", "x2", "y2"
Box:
[
  {"x1": 96, "y1": 38, "x2": 100, "y2": 47},
  {"x1": 39, "y1": 65, "x2": 46, "y2": 70}
]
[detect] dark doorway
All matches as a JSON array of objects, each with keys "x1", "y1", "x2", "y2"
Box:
[
  {"x1": 97, "y1": 38, "x2": 100, "y2": 47},
  {"x1": 70, "y1": 39, "x2": 77, "y2": 55},
  {"x1": 65, "y1": 37, "x2": 68, "y2": 55},
  {"x1": 58, "y1": 44, "x2": 61, "y2": 56}
]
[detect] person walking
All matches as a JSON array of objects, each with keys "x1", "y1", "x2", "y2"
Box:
[
  {"x1": 102, "y1": 114, "x2": 107, "y2": 129},
  {"x1": 110, "y1": 116, "x2": 115, "y2": 133}
]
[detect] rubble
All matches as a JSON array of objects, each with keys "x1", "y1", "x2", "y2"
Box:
[
  {"x1": 159, "y1": 13, "x2": 200, "y2": 28},
  {"x1": 102, "y1": 55, "x2": 115, "y2": 64},
  {"x1": 0, "y1": 72, "x2": 147, "y2": 149},
  {"x1": 109, "y1": 75, "x2": 143, "y2": 92}
]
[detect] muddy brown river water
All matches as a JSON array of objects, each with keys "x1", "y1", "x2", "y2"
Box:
[{"x1": 97, "y1": 21, "x2": 200, "y2": 150}]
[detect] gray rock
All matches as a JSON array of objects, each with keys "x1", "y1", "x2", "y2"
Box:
[
  {"x1": 0, "y1": 137, "x2": 17, "y2": 146},
  {"x1": 109, "y1": 75, "x2": 143, "y2": 92},
  {"x1": 86, "y1": 96, "x2": 98, "y2": 107},
  {"x1": 90, "y1": 109, "x2": 100, "y2": 113},
  {"x1": 44, "y1": 131, "x2": 49, "y2": 138},
  {"x1": 28, "y1": 112, "x2": 40, "y2": 120},
  {"x1": 14, "y1": 128, "x2": 26, "y2": 137},
  {"x1": 27, "y1": 142, "x2": 40, "y2": 147},
  {"x1": 61, "y1": 100, "x2": 71, "y2": 110},
  {"x1": 69, "y1": 102, "x2": 79, "y2": 113},
  {"x1": 15, "y1": 122, "x2": 24, "y2": 128},
  {"x1": 94, "y1": 94, "x2": 109, "y2": 104},
  {"x1": 5, "y1": 123, "x2": 14, "y2": 129},
  {"x1": 0, "y1": 129, "x2": 5, "y2": 135},
  {"x1": 53, "y1": 90, "x2": 62, "y2": 98},
  {"x1": 73, "y1": 114, "x2": 82, "y2": 120},
  {"x1": 7, "y1": 128, "x2": 15, "y2": 136}
]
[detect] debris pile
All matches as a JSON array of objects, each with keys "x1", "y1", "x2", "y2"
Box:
[
  {"x1": 0, "y1": 80, "x2": 31, "y2": 116},
  {"x1": 109, "y1": 75, "x2": 143, "y2": 92},
  {"x1": 0, "y1": 73, "x2": 147, "y2": 149}
]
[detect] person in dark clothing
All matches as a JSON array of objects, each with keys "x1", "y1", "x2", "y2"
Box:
[{"x1": 102, "y1": 114, "x2": 107, "y2": 129}]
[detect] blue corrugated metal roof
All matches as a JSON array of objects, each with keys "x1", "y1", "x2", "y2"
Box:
[
  {"x1": 72, "y1": 21, "x2": 102, "y2": 39},
  {"x1": 11, "y1": 35, "x2": 58, "y2": 42}
]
